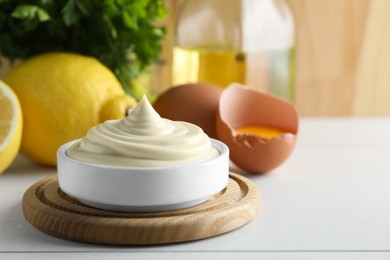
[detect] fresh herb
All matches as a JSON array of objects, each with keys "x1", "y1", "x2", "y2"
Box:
[{"x1": 0, "y1": 0, "x2": 167, "y2": 97}]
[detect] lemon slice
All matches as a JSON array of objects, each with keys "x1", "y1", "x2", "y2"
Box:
[{"x1": 0, "y1": 80, "x2": 22, "y2": 174}]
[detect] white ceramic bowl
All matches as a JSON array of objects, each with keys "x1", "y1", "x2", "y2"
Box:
[{"x1": 57, "y1": 139, "x2": 229, "y2": 212}]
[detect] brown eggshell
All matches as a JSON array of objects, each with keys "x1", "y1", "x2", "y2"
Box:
[
  {"x1": 153, "y1": 83, "x2": 223, "y2": 138},
  {"x1": 216, "y1": 83, "x2": 299, "y2": 174}
]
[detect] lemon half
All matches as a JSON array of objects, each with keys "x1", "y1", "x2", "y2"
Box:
[{"x1": 0, "y1": 80, "x2": 23, "y2": 173}]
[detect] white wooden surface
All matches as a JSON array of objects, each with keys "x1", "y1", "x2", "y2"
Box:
[{"x1": 1, "y1": 118, "x2": 390, "y2": 259}]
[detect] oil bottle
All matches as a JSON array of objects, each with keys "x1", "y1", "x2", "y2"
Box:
[{"x1": 172, "y1": 0, "x2": 295, "y2": 101}]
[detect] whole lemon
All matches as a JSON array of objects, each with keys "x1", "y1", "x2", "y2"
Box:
[{"x1": 4, "y1": 53, "x2": 137, "y2": 166}]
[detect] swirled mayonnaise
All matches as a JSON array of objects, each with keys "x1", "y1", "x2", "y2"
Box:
[{"x1": 66, "y1": 96, "x2": 219, "y2": 167}]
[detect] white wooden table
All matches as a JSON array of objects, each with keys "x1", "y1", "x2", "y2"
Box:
[{"x1": 1, "y1": 118, "x2": 390, "y2": 259}]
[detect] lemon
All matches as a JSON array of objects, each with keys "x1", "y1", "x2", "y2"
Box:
[
  {"x1": 4, "y1": 53, "x2": 137, "y2": 166},
  {"x1": 99, "y1": 95, "x2": 137, "y2": 122},
  {"x1": 0, "y1": 80, "x2": 22, "y2": 173}
]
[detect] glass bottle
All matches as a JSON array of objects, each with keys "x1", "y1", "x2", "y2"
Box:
[{"x1": 172, "y1": 0, "x2": 295, "y2": 102}]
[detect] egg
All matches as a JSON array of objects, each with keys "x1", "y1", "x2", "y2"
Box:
[
  {"x1": 153, "y1": 83, "x2": 223, "y2": 138},
  {"x1": 215, "y1": 83, "x2": 299, "y2": 174}
]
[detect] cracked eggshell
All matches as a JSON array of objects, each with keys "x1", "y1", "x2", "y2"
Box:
[
  {"x1": 153, "y1": 83, "x2": 223, "y2": 139},
  {"x1": 216, "y1": 83, "x2": 299, "y2": 174}
]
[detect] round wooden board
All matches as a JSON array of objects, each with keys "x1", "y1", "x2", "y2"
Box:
[{"x1": 22, "y1": 173, "x2": 260, "y2": 245}]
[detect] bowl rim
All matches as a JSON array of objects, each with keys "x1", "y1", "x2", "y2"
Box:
[{"x1": 57, "y1": 138, "x2": 229, "y2": 171}]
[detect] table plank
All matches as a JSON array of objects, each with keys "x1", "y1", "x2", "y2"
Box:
[{"x1": 1, "y1": 118, "x2": 390, "y2": 258}]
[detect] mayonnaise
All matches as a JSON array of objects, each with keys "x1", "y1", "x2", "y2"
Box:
[{"x1": 66, "y1": 96, "x2": 219, "y2": 167}]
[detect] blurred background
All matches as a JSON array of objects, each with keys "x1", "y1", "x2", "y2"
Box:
[
  {"x1": 156, "y1": 0, "x2": 390, "y2": 116},
  {"x1": 2, "y1": 0, "x2": 390, "y2": 116}
]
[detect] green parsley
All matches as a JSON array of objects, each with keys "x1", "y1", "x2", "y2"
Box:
[{"x1": 0, "y1": 0, "x2": 167, "y2": 97}]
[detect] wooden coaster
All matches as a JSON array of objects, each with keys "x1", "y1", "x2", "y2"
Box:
[{"x1": 22, "y1": 173, "x2": 260, "y2": 245}]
